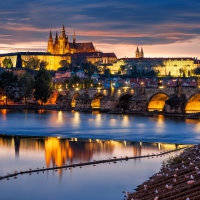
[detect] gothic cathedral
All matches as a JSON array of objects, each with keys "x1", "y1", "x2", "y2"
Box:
[
  {"x1": 135, "y1": 47, "x2": 144, "y2": 58},
  {"x1": 47, "y1": 24, "x2": 96, "y2": 55}
]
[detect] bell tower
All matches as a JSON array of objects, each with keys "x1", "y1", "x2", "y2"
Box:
[
  {"x1": 139, "y1": 47, "x2": 144, "y2": 58},
  {"x1": 54, "y1": 31, "x2": 58, "y2": 54},
  {"x1": 135, "y1": 46, "x2": 139, "y2": 58},
  {"x1": 47, "y1": 30, "x2": 53, "y2": 53},
  {"x1": 58, "y1": 23, "x2": 69, "y2": 54}
]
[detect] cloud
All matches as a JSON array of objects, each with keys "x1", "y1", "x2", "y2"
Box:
[{"x1": 0, "y1": 0, "x2": 200, "y2": 58}]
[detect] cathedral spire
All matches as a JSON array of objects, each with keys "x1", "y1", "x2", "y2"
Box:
[
  {"x1": 136, "y1": 46, "x2": 139, "y2": 53},
  {"x1": 55, "y1": 31, "x2": 58, "y2": 44},
  {"x1": 49, "y1": 30, "x2": 52, "y2": 39},
  {"x1": 62, "y1": 23, "x2": 65, "y2": 32},
  {"x1": 135, "y1": 46, "x2": 139, "y2": 58},
  {"x1": 62, "y1": 23, "x2": 66, "y2": 38}
]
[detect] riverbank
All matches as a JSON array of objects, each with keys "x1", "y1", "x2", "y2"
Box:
[
  {"x1": 0, "y1": 104, "x2": 198, "y2": 119},
  {"x1": 0, "y1": 104, "x2": 58, "y2": 110},
  {"x1": 128, "y1": 144, "x2": 200, "y2": 200}
]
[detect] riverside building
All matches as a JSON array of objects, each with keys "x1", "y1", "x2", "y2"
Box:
[{"x1": 106, "y1": 47, "x2": 200, "y2": 76}]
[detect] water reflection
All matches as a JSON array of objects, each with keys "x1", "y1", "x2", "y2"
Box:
[
  {"x1": 0, "y1": 135, "x2": 186, "y2": 179},
  {"x1": 0, "y1": 109, "x2": 7, "y2": 120}
]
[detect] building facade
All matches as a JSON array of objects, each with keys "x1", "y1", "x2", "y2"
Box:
[{"x1": 0, "y1": 52, "x2": 71, "y2": 71}]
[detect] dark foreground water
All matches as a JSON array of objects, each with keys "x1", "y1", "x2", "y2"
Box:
[{"x1": 0, "y1": 109, "x2": 198, "y2": 200}]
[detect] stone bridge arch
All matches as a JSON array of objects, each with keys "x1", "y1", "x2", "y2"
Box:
[
  {"x1": 91, "y1": 93, "x2": 105, "y2": 109},
  {"x1": 116, "y1": 92, "x2": 133, "y2": 110},
  {"x1": 185, "y1": 92, "x2": 200, "y2": 113},
  {"x1": 71, "y1": 92, "x2": 80, "y2": 108},
  {"x1": 148, "y1": 92, "x2": 169, "y2": 111}
]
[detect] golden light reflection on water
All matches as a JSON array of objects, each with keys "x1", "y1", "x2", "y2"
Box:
[
  {"x1": 109, "y1": 118, "x2": 117, "y2": 126},
  {"x1": 0, "y1": 135, "x2": 189, "y2": 180},
  {"x1": 121, "y1": 115, "x2": 130, "y2": 127},
  {"x1": 154, "y1": 115, "x2": 165, "y2": 133},
  {"x1": 95, "y1": 114, "x2": 102, "y2": 126},
  {"x1": 73, "y1": 111, "x2": 80, "y2": 126},
  {"x1": 0, "y1": 109, "x2": 7, "y2": 120},
  {"x1": 56, "y1": 111, "x2": 63, "y2": 124}
]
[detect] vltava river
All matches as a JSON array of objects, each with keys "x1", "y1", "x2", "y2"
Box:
[
  {"x1": 0, "y1": 109, "x2": 198, "y2": 200},
  {"x1": 0, "y1": 109, "x2": 199, "y2": 143}
]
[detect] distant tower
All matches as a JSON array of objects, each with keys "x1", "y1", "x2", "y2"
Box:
[
  {"x1": 135, "y1": 46, "x2": 139, "y2": 58},
  {"x1": 139, "y1": 47, "x2": 144, "y2": 58},
  {"x1": 59, "y1": 23, "x2": 68, "y2": 54},
  {"x1": 73, "y1": 30, "x2": 76, "y2": 44},
  {"x1": 54, "y1": 31, "x2": 58, "y2": 54},
  {"x1": 47, "y1": 30, "x2": 53, "y2": 53}
]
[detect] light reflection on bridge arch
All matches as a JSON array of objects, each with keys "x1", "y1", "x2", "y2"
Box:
[
  {"x1": 71, "y1": 92, "x2": 80, "y2": 108},
  {"x1": 148, "y1": 93, "x2": 169, "y2": 111},
  {"x1": 91, "y1": 93, "x2": 105, "y2": 109},
  {"x1": 185, "y1": 93, "x2": 200, "y2": 113}
]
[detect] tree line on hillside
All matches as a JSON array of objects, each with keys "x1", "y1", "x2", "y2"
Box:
[
  {"x1": 0, "y1": 68, "x2": 53, "y2": 105},
  {"x1": 3, "y1": 57, "x2": 200, "y2": 78}
]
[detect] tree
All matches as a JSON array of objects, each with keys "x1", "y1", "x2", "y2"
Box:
[
  {"x1": 188, "y1": 70, "x2": 191, "y2": 77},
  {"x1": 34, "y1": 68, "x2": 53, "y2": 105},
  {"x1": 2, "y1": 58, "x2": 13, "y2": 68},
  {"x1": 59, "y1": 60, "x2": 70, "y2": 69},
  {"x1": 179, "y1": 68, "x2": 183, "y2": 77},
  {"x1": 104, "y1": 68, "x2": 110, "y2": 77},
  {"x1": 67, "y1": 75, "x2": 81, "y2": 88},
  {"x1": 40, "y1": 61, "x2": 49, "y2": 70},
  {"x1": 147, "y1": 70, "x2": 158, "y2": 78},
  {"x1": 82, "y1": 62, "x2": 98, "y2": 76},
  {"x1": 192, "y1": 67, "x2": 200, "y2": 76},
  {"x1": 0, "y1": 71, "x2": 18, "y2": 105},
  {"x1": 117, "y1": 69, "x2": 121, "y2": 75},
  {"x1": 18, "y1": 72, "x2": 34, "y2": 103},
  {"x1": 81, "y1": 78, "x2": 94, "y2": 89},
  {"x1": 25, "y1": 57, "x2": 40, "y2": 70},
  {"x1": 120, "y1": 65, "x2": 126, "y2": 74}
]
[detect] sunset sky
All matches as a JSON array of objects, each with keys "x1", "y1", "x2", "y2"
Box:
[{"x1": 0, "y1": 0, "x2": 200, "y2": 58}]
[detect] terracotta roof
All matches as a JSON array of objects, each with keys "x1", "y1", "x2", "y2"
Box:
[
  {"x1": 102, "y1": 53, "x2": 117, "y2": 57},
  {"x1": 69, "y1": 42, "x2": 95, "y2": 52}
]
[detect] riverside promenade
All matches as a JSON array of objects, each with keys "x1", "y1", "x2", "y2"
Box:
[{"x1": 128, "y1": 145, "x2": 200, "y2": 200}]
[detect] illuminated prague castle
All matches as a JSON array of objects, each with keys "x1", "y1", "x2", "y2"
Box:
[
  {"x1": 47, "y1": 24, "x2": 96, "y2": 54},
  {"x1": 0, "y1": 24, "x2": 117, "y2": 70}
]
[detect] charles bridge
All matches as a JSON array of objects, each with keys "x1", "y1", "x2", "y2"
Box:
[{"x1": 57, "y1": 84, "x2": 200, "y2": 114}]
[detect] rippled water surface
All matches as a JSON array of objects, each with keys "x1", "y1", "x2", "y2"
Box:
[
  {"x1": 0, "y1": 109, "x2": 198, "y2": 200},
  {"x1": 0, "y1": 109, "x2": 199, "y2": 143}
]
